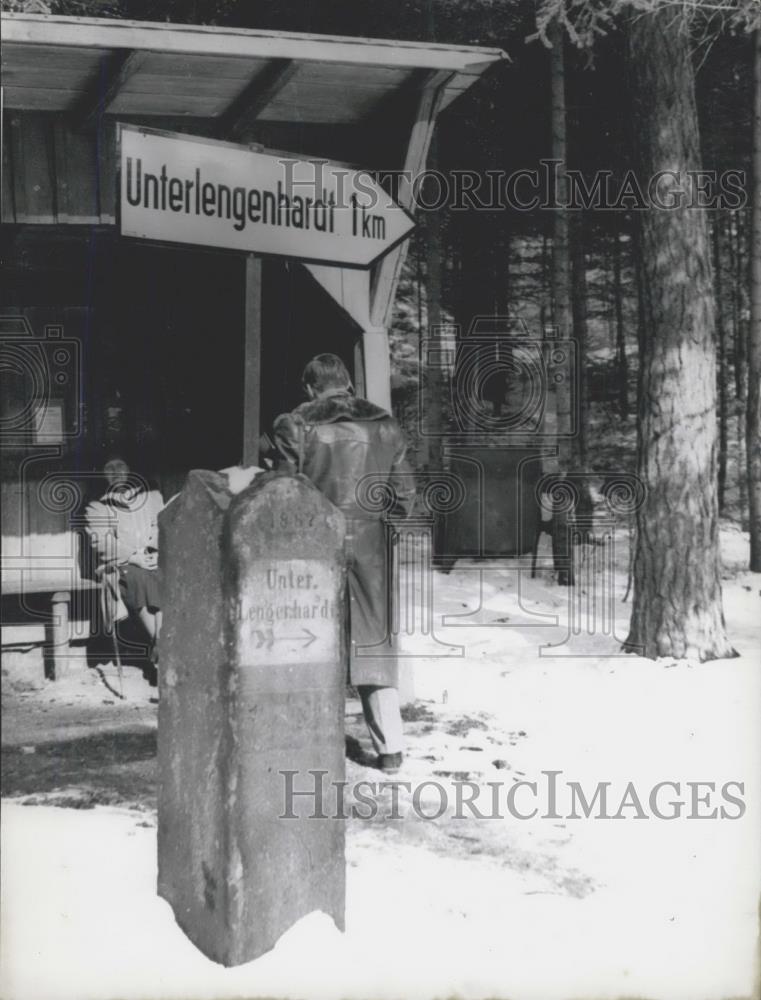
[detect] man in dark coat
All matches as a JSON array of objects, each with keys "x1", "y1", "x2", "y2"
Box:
[{"x1": 273, "y1": 354, "x2": 414, "y2": 773}]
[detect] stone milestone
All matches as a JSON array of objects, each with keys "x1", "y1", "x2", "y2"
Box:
[{"x1": 157, "y1": 469, "x2": 347, "y2": 966}]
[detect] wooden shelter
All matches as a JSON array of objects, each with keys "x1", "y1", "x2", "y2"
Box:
[
  {"x1": 1, "y1": 12, "x2": 503, "y2": 418},
  {"x1": 0, "y1": 12, "x2": 504, "y2": 634}
]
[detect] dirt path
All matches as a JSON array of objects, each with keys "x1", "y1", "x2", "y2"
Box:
[
  {"x1": 2, "y1": 657, "x2": 590, "y2": 905},
  {"x1": 2, "y1": 662, "x2": 158, "y2": 809}
]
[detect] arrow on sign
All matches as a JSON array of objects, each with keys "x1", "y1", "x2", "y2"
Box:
[
  {"x1": 277, "y1": 627, "x2": 317, "y2": 648},
  {"x1": 255, "y1": 627, "x2": 317, "y2": 650},
  {"x1": 120, "y1": 126, "x2": 416, "y2": 268},
  {"x1": 255, "y1": 628, "x2": 275, "y2": 650}
]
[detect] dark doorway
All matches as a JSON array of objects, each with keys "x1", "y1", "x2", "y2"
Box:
[
  {"x1": 106, "y1": 241, "x2": 245, "y2": 496},
  {"x1": 1, "y1": 228, "x2": 362, "y2": 498},
  {"x1": 1, "y1": 229, "x2": 246, "y2": 498},
  {"x1": 259, "y1": 260, "x2": 361, "y2": 439}
]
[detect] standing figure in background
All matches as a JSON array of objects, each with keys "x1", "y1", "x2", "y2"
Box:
[
  {"x1": 274, "y1": 354, "x2": 414, "y2": 774},
  {"x1": 85, "y1": 456, "x2": 164, "y2": 657}
]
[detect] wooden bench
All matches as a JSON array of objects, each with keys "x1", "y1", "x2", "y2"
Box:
[{"x1": 2, "y1": 569, "x2": 99, "y2": 679}]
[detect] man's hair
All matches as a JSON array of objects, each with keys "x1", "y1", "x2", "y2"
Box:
[
  {"x1": 302, "y1": 354, "x2": 353, "y2": 394},
  {"x1": 104, "y1": 455, "x2": 129, "y2": 474}
]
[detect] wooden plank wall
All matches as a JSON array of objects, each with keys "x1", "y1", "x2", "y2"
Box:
[
  {"x1": 0, "y1": 456, "x2": 70, "y2": 540},
  {"x1": 0, "y1": 113, "x2": 383, "y2": 227},
  {"x1": 0, "y1": 306, "x2": 93, "y2": 540},
  {"x1": 2, "y1": 114, "x2": 116, "y2": 225}
]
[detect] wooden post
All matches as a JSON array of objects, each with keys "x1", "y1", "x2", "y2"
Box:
[
  {"x1": 353, "y1": 337, "x2": 366, "y2": 398},
  {"x1": 361, "y1": 70, "x2": 452, "y2": 414},
  {"x1": 361, "y1": 326, "x2": 392, "y2": 412},
  {"x1": 45, "y1": 591, "x2": 71, "y2": 680},
  {"x1": 243, "y1": 253, "x2": 262, "y2": 466},
  {"x1": 370, "y1": 70, "x2": 452, "y2": 332}
]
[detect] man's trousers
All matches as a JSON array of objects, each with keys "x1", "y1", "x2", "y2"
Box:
[{"x1": 358, "y1": 684, "x2": 404, "y2": 756}]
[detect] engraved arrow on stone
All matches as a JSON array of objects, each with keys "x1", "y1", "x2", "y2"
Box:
[
  {"x1": 275, "y1": 627, "x2": 318, "y2": 648},
  {"x1": 255, "y1": 628, "x2": 275, "y2": 650}
]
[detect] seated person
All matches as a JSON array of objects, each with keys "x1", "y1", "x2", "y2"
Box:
[{"x1": 85, "y1": 456, "x2": 164, "y2": 655}]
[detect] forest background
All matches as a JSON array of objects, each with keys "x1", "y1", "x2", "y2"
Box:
[{"x1": 3, "y1": 0, "x2": 759, "y2": 664}]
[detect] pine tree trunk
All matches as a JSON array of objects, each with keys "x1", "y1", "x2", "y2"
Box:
[
  {"x1": 722, "y1": 216, "x2": 749, "y2": 520},
  {"x1": 416, "y1": 241, "x2": 423, "y2": 337},
  {"x1": 612, "y1": 227, "x2": 630, "y2": 419},
  {"x1": 501, "y1": 226, "x2": 511, "y2": 317},
  {"x1": 425, "y1": 135, "x2": 445, "y2": 466},
  {"x1": 548, "y1": 22, "x2": 577, "y2": 585},
  {"x1": 571, "y1": 213, "x2": 588, "y2": 467},
  {"x1": 540, "y1": 231, "x2": 550, "y2": 332},
  {"x1": 712, "y1": 220, "x2": 728, "y2": 513},
  {"x1": 625, "y1": 7, "x2": 735, "y2": 661},
  {"x1": 726, "y1": 214, "x2": 746, "y2": 402},
  {"x1": 748, "y1": 29, "x2": 761, "y2": 571},
  {"x1": 550, "y1": 21, "x2": 573, "y2": 469}
]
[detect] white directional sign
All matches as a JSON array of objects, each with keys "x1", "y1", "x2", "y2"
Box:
[
  {"x1": 235, "y1": 559, "x2": 340, "y2": 667},
  {"x1": 119, "y1": 125, "x2": 415, "y2": 268}
]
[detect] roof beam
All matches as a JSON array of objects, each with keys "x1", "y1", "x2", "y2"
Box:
[
  {"x1": 2, "y1": 13, "x2": 506, "y2": 73},
  {"x1": 355, "y1": 67, "x2": 446, "y2": 166},
  {"x1": 71, "y1": 49, "x2": 146, "y2": 132},
  {"x1": 362, "y1": 67, "x2": 439, "y2": 133},
  {"x1": 216, "y1": 59, "x2": 298, "y2": 140},
  {"x1": 370, "y1": 69, "x2": 454, "y2": 329}
]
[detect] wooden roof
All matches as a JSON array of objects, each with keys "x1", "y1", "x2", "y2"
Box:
[{"x1": 1, "y1": 13, "x2": 505, "y2": 131}]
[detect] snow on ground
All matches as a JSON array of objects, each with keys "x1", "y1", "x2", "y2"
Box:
[{"x1": 1, "y1": 527, "x2": 760, "y2": 1000}]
